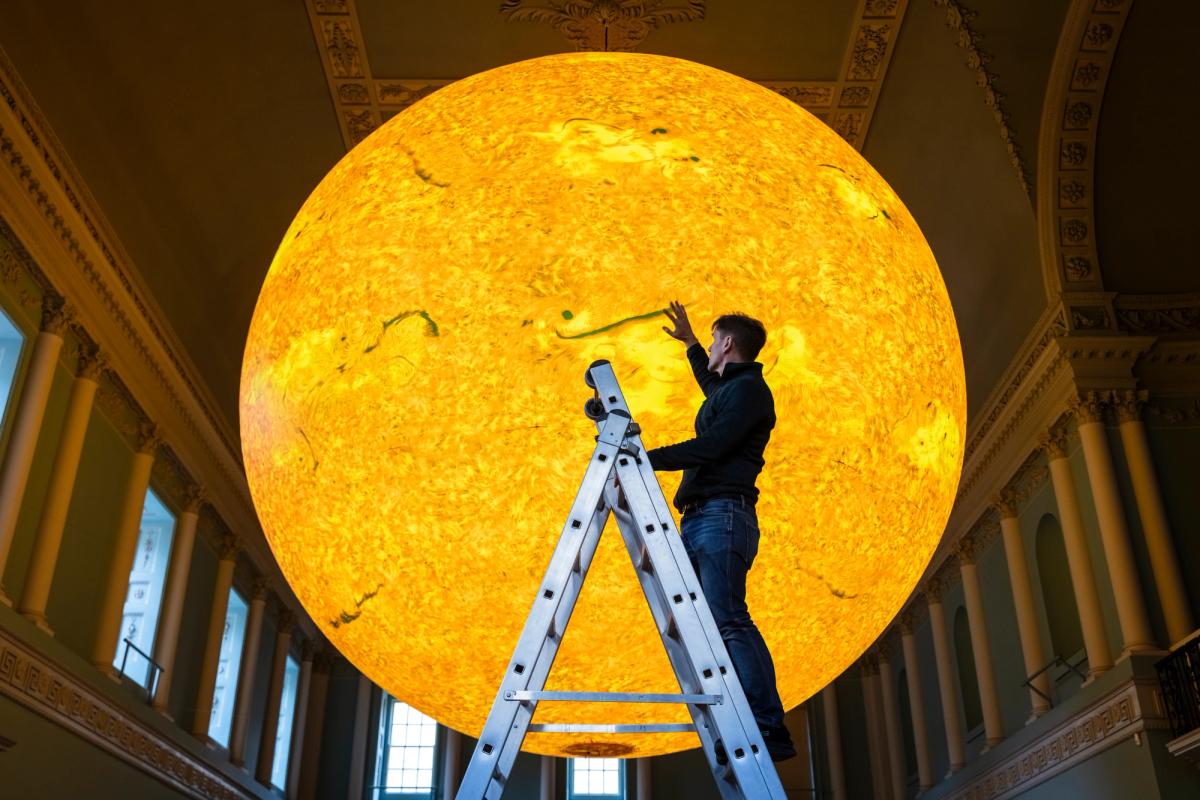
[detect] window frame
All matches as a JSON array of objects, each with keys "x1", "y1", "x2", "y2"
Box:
[
  {"x1": 0, "y1": 303, "x2": 30, "y2": 451},
  {"x1": 567, "y1": 757, "x2": 626, "y2": 800},
  {"x1": 207, "y1": 586, "x2": 249, "y2": 748},
  {"x1": 374, "y1": 695, "x2": 441, "y2": 800}
]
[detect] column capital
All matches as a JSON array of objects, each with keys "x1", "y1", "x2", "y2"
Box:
[
  {"x1": 859, "y1": 652, "x2": 878, "y2": 675},
  {"x1": 953, "y1": 536, "x2": 978, "y2": 566},
  {"x1": 277, "y1": 609, "x2": 297, "y2": 633},
  {"x1": 992, "y1": 488, "x2": 1019, "y2": 519},
  {"x1": 251, "y1": 576, "x2": 272, "y2": 601},
  {"x1": 1070, "y1": 391, "x2": 1108, "y2": 424},
  {"x1": 76, "y1": 345, "x2": 108, "y2": 382},
  {"x1": 1041, "y1": 425, "x2": 1071, "y2": 459},
  {"x1": 898, "y1": 609, "x2": 918, "y2": 635},
  {"x1": 40, "y1": 294, "x2": 71, "y2": 335},
  {"x1": 218, "y1": 533, "x2": 240, "y2": 562},
  {"x1": 182, "y1": 484, "x2": 205, "y2": 514},
  {"x1": 875, "y1": 635, "x2": 898, "y2": 663},
  {"x1": 135, "y1": 422, "x2": 160, "y2": 455},
  {"x1": 301, "y1": 638, "x2": 316, "y2": 662},
  {"x1": 1113, "y1": 389, "x2": 1148, "y2": 424}
]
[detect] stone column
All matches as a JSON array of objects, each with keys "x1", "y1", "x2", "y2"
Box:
[
  {"x1": 926, "y1": 586, "x2": 966, "y2": 775},
  {"x1": 637, "y1": 757, "x2": 652, "y2": 800},
  {"x1": 1073, "y1": 394, "x2": 1158, "y2": 654},
  {"x1": 90, "y1": 424, "x2": 159, "y2": 675},
  {"x1": 1115, "y1": 392, "x2": 1195, "y2": 646},
  {"x1": 1043, "y1": 427, "x2": 1114, "y2": 675},
  {"x1": 286, "y1": 641, "x2": 315, "y2": 799},
  {"x1": 860, "y1": 657, "x2": 892, "y2": 800},
  {"x1": 0, "y1": 298, "x2": 69, "y2": 604},
  {"x1": 346, "y1": 672, "x2": 372, "y2": 800},
  {"x1": 539, "y1": 756, "x2": 556, "y2": 800},
  {"x1": 994, "y1": 491, "x2": 1051, "y2": 719},
  {"x1": 192, "y1": 534, "x2": 239, "y2": 739},
  {"x1": 15, "y1": 348, "x2": 104, "y2": 631},
  {"x1": 151, "y1": 487, "x2": 203, "y2": 714},
  {"x1": 443, "y1": 728, "x2": 463, "y2": 800},
  {"x1": 899, "y1": 614, "x2": 933, "y2": 791},
  {"x1": 230, "y1": 578, "x2": 269, "y2": 766},
  {"x1": 877, "y1": 645, "x2": 908, "y2": 799},
  {"x1": 256, "y1": 610, "x2": 295, "y2": 785},
  {"x1": 821, "y1": 683, "x2": 848, "y2": 800},
  {"x1": 298, "y1": 651, "x2": 332, "y2": 800},
  {"x1": 956, "y1": 538, "x2": 1005, "y2": 749}
]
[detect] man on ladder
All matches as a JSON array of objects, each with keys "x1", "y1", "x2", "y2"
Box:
[{"x1": 650, "y1": 302, "x2": 796, "y2": 763}]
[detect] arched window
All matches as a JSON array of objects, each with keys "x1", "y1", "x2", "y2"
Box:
[
  {"x1": 0, "y1": 307, "x2": 27, "y2": 435},
  {"x1": 953, "y1": 606, "x2": 983, "y2": 730},
  {"x1": 1035, "y1": 513, "x2": 1084, "y2": 659},
  {"x1": 897, "y1": 670, "x2": 917, "y2": 777}
]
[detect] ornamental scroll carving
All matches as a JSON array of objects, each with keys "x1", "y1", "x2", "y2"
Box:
[{"x1": 499, "y1": 0, "x2": 706, "y2": 52}]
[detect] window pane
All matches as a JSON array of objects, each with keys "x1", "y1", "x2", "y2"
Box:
[
  {"x1": 0, "y1": 308, "x2": 25, "y2": 434},
  {"x1": 569, "y1": 757, "x2": 623, "y2": 798},
  {"x1": 113, "y1": 489, "x2": 176, "y2": 689},
  {"x1": 271, "y1": 655, "x2": 301, "y2": 787},
  {"x1": 379, "y1": 697, "x2": 437, "y2": 794},
  {"x1": 208, "y1": 589, "x2": 249, "y2": 747}
]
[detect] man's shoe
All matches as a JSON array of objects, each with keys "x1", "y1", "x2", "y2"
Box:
[{"x1": 761, "y1": 726, "x2": 797, "y2": 762}]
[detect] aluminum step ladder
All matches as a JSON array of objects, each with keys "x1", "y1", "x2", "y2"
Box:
[{"x1": 455, "y1": 359, "x2": 788, "y2": 800}]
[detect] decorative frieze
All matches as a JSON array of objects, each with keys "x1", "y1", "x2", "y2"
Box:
[
  {"x1": 946, "y1": 675, "x2": 1168, "y2": 800},
  {"x1": 0, "y1": 628, "x2": 251, "y2": 799}
]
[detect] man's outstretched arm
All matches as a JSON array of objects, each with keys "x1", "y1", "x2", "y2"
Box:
[
  {"x1": 648, "y1": 380, "x2": 766, "y2": 470},
  {"x1": 662, "y1": 301, "x2": 718, "y2": 396}
]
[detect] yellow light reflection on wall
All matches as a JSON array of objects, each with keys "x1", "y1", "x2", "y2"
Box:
[{"x1": 241, "y1": 52, "x2": 965, "y2": 758}]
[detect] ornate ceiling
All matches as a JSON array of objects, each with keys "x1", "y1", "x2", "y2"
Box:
[{"x1": 0, "y1": 0, "x2": 1188, "y2": 440}]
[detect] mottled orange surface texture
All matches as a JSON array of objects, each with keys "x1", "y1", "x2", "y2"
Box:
[{"x1": 241, "y1": 52, "x2": 965, "y2": 758}]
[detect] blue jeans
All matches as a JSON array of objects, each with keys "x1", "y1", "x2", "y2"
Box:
[{"x1": 679, "y1": 498, "x2": 786, "y2": 731}]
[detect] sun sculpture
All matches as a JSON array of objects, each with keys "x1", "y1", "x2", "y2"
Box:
[{"x1": 241, "y1": 52, "x2": 966, "y2": 758}]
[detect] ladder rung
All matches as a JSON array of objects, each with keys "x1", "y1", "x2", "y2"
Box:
[
  {"x1": 527, "y1": 723, "x2": 696, "y2": 734},
  {"x1": 506, "y1": 690, "x2": 721, "y2": 705}
]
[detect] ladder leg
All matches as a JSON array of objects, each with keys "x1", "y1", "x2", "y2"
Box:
[{"x1": 456, "y1": 414, "x2": 630, "y2": 800}]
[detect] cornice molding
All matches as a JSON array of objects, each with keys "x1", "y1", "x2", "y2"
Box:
[
  {"x1": 932, "y1": 0, "x2": 1030, "y2": 194},
  {"x1": 1035, "y1": 0, "x2": 1134, "y2": 297},
  {"x1": 944, "y1": 673, "x2": 1168, "y2": 800},
  {"x1": 307, "y1": 0, "x2": 909, "y2": 153},
  {"x1": 0, "y1": 626, "x2": 258, "y2": 800}
]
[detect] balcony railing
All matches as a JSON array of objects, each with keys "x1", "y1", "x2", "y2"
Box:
[{"x1": 1156, "y1": 636, "x2": 1200, "y2": 739}]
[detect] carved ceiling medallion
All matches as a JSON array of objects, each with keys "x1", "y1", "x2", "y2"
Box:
[{"x1": 499, "y1": 0, "x2": 706, "y2": 51}]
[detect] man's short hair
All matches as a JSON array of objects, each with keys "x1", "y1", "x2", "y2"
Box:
[{"x1": 712, "y1": 313, "x2": 767, "y2": 361}]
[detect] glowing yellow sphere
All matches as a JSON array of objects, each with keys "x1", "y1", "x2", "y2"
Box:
[{"x1": 241, "y1": 52, "x2": 965, "y2": 758}]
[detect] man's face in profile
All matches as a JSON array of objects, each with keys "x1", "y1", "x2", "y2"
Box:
[{"x1": 707, "y1": 327, "x2": 734, "y2": 373}]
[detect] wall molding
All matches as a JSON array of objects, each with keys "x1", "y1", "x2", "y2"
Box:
[
  {"x1": 946, "y1": 675, "x2": 1169, "y2": 800},
  {"x1": 0, "y1": 624, "x2": 258, "y2": 800},
  {"x1": 0, "y1": 49, "x2": 315, "y2": 635}
]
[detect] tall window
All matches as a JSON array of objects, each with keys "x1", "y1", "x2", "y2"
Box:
[
  {"x1": 271, "y1": 655, "x2": 301, "y2": 789},
  {"x1": 0, "y1": 308, "x2": 25, "y2": 432},
  {"x1": 376, "y1": 696, "x2": 438, "y2": 797},
  {"x1": 113, "y1": 489, "x2": 176, "y2": 687},
  {"x1": 208, "y1": 588, "x2": 249, "y2": 747},
  {"x1": 568, "y1": 758, "x2": 624, "y2": 799}
]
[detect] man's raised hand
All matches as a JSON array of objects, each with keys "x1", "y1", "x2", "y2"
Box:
[{"x1": 662, "y1": 301, "x2": 699, "y2": 347}]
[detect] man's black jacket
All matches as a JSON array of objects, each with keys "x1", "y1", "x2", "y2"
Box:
[{"x1": 647, "y1": 343, "x2": 775, "y2": 512}]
